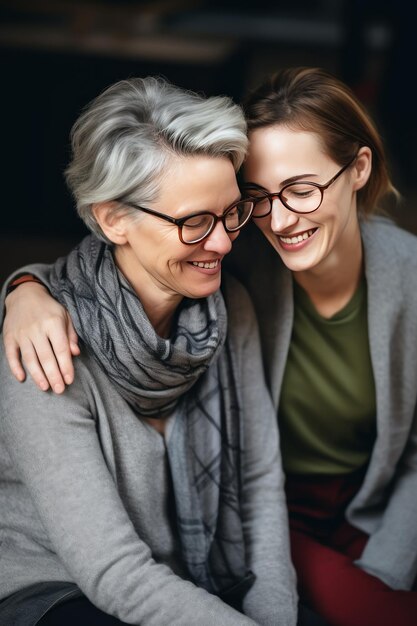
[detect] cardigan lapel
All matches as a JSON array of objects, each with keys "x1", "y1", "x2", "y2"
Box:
[
  {"x1": 354, "y1": 220, "x2": 414, "y2": 497},
  {"x1": 266, "y1": 267, "x2": 294, "y2": 411},
  {"x1": 226, "y1": 224, "x2": 294, "y2": 411}
]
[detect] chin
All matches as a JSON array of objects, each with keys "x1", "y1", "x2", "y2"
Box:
[
  {"x1": 186, "y1": 281, "x2": 221, "y2": 300},
  {"x1": 278, "y1": 251, "x2": 319, "y2": 273}
]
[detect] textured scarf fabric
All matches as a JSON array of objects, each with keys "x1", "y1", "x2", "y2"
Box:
[{"x1": 48, "y1": 235, "x2": 254, "y2": 598}]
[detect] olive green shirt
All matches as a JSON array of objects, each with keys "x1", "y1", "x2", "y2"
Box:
[{"x1": 279, "y1": 277, "x2": 377, "y2": 475}]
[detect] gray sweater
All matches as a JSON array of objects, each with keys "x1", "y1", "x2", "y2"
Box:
[
  {"x1": 0, "y1": 275, "x2": 297, "y2": 625},
  {"x1": 227, "y1": 216, "x2": 417, "y2": 591}
]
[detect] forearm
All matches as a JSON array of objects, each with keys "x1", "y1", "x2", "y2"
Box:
[
  {"x1": 355, "y1": 466, "x2": 417, "y2": 590},
  {"x1": 352, "y1": 405, "x2": 417, "y2": 592}
]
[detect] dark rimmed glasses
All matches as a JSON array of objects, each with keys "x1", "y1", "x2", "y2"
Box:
[
  {"x1": 120, "y1": 198, "x2": 255, "y2": 244},
  {"x1": 244, "y1": 154, "x2": 358, "y2": 217}
]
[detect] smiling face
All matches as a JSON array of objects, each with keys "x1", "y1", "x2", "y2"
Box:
[
  {"x1": 109, "y1": 155, "x2": 241, "y2": 311},
  {"x1": 244, "y1": 126, "x2": 369, "y2": 278}
]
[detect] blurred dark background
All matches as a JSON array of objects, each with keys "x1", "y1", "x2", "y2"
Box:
[{"x1": 1, "y1": 0, "x2": 416, "y2": 285}]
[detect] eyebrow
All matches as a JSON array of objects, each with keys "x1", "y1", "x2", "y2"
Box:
[
  {"x1": 175, "y1": 194, "x2": 243, "y2": 218},
  {"x1": 245, "y1": 174, "x2": 318, "y2": 191},
  {"x1": 280, "y1": 172, "x2": 318, "y2": 185}
]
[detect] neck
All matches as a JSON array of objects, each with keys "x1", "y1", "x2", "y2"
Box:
[
  {"x1": 139, "y1": 297, "x2": 179, "y2": 338},
  {"x1": 293, "y1": 221, "x2": 363, "y2": 318},
  {"x1": 114, "y1": 246, "x2": 182, "y2": 338}
]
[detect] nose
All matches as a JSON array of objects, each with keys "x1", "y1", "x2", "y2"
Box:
[
  {"x1": 203, "y1": 220, "x2": 233, "y2": 255},
  {"x1": 270, "y1": 197, "x2": 299, "y2": 233}
]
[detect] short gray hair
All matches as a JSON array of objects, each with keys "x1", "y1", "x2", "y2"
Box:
[{"x1": 65, "y1": 76, "x2": 248, "y2": 241}]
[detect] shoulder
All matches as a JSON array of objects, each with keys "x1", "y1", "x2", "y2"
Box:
[
  {"x1": 362, "y1": 215, "x2": 417, "y2": 266},
  {"x1": 225, "y1": 222, "x2": 286, "y2": 284},
  {"x1": 221, "y1": 272, "x2": 256, "y2": 326},
  {"x1": 221, "y1": 271, "x2": 252, "y2": 303},
  {"x1": 361, "y1": 216, "x2": 417, "y2": 308},
  {"x1": 220, "y1": 273, "x2": 264, "y2": 371},
  {"x1": 0, "y1": 342, "x2": 105, "y2": 417}
]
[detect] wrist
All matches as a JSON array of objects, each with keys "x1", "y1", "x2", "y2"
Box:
[{"x1": 5, "y1": 273, "x2": 45, "y2": 297}]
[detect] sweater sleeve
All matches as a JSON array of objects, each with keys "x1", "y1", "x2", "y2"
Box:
[
  {"x1": 1, "y1": 262, "x2": 53, "y2": 326},
  {"x1": 355, "y1": 403, "x2": 417, "y2": 590},
  {"x1": 0, "y1": 347, "x2": 257, "y2": 626},
  {"x1": 224, "y1": 276, "x2": 298, "y2": 626},
  {"x1": 352, "y1": 221, "x2": 417, "y2": 591}
]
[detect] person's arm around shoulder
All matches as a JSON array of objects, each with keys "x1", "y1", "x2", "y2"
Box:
[
  {"x1": 1, "y1": 264, "x2": 79, "y2": 392},
  {"x1": 0, "y1": 347, "x2": 257, "y2": 626},
  {"x1": 223, "y1": 275, "x2": 298, "y2": 626}
]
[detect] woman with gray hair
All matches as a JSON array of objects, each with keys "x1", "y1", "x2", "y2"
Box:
[{"x1": 0, "y1": 77, "x2": 297, "y2": 625}]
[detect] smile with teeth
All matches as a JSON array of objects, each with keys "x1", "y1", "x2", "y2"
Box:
[
  {"x1": 279, "y1": 229, "x2": 315, "y2": 244},
  {"x1": 191, "y1": 259, "x2": 220, "y2": 269}
]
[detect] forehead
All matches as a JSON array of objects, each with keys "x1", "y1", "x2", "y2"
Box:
[
  {"x1": 248, "y1": 126, "x2": 325, "y2": 164},
  {"x1": 155, "y1": 155, "x2": 239, "y2": 216},
  {"x1": 245, "y1": 126, "x2": 329, "y2": 182}
]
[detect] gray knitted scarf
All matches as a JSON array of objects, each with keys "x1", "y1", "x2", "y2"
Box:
[{"x1": 48, "y1": 235, "x2": 254, "y2": 603}]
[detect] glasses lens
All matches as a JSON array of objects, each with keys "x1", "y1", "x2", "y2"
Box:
[
  {"x1": 246, "y1": 189, "x2": 271, "y2": 217},
  {"x1": 282, "y1": 183, "x2": 322, "y2": 213},
  {"x1": 225, "y1": 200, "x2": 254, "y2": 231},
  {"x1": 182, "y1": 213, "x2": 214, "y2": 243}
]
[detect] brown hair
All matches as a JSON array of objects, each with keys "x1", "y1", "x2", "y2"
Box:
[{"x1": 243, "y1": 67, "x2": 398, "y2": 215}]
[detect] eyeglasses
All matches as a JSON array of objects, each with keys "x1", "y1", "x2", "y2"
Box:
[
  {"x1": 244, "y1": 155, "x2": 358, "y2": 217},
  {"x1": 120, "y1": 198, "x2": 255, "y2": 244}
]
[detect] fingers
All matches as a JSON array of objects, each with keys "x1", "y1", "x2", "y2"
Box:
[
  {"x1": 67, "y1": 317, "x2": 81, "y2": 356},
  {"x1": 18, "y1": 337, "x2": 53, "y2": 392},
  {"x1": 23, "y1": 326, "x2": 77, "y2": 393},
  {"x1": 2, "y1": 281, "x2": 80, "y2": 393},
  {"x1": 4, "y1": 337, "x2": 26, "y2": 383},
  {"x1": 4, "y1": 325, "x2": 75, "y2": 394},
  {"x1": 51, "y1": 323, "x2": 77, "y2": 387}
]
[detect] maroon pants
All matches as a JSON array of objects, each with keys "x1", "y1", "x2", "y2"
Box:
[{"x1": 286, "y1": 471, "x2": 417, "y2": 626}]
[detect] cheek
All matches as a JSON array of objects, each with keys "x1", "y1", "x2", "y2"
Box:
[
  {"x1": 166, "y1": 247, "x2": 195, "y2": 269},
  {"x1": 139, "y1": 237, "x2": 186, "y2": 273},
  {"x1": 326, "y1": 197, "x2": 352, "y2": 228},
  {"x1": 253, "y1": 216, "x2": 272, "y2": 235}
]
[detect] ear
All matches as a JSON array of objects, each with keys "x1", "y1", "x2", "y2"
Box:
[
  {"x1": 92, "y1": 203, "x2": 129, "y2": 244},
  {"x1": 352, "y1": 146, "x2": 372, "y2": 192}
]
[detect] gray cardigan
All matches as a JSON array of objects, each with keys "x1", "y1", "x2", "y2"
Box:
[
  {"x1": 226, "y1": 216, "x2": 417, "y2": 591},
  {"x1": 0, "y1": 275, "x2": 297, "y2": 625}
]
